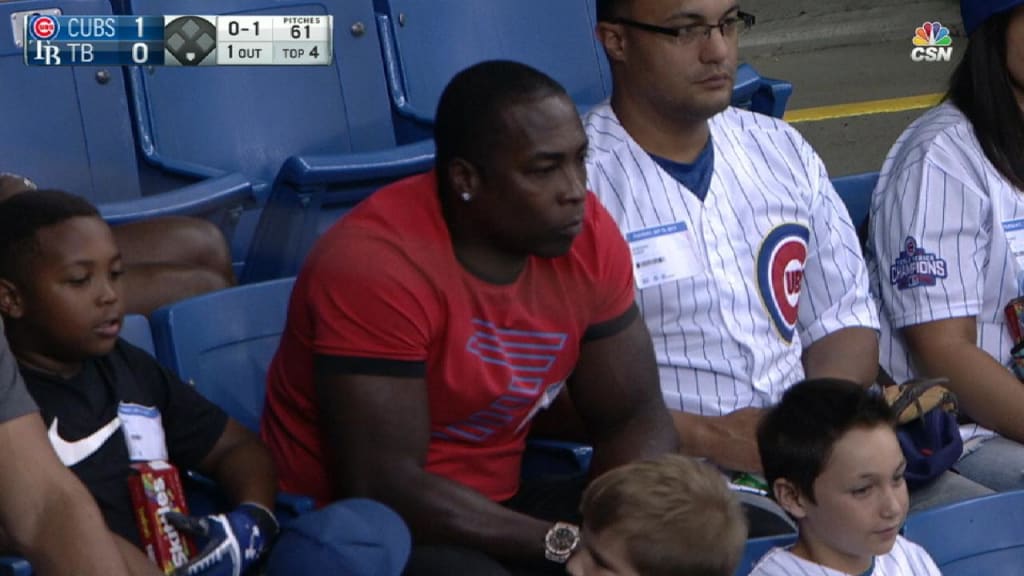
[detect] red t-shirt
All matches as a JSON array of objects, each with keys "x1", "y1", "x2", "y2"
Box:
[{"x1": 261, "y1": 171, "x2": 635, "y2": 505}]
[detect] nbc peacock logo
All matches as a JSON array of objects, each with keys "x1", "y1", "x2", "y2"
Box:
[{"x1": 911, "y1": 21, "x2": 953, "y2": 62}]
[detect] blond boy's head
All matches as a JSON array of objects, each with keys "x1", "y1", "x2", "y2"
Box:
[{"x1": 569, "y1": 454, "x2": 748, "y2": 576}]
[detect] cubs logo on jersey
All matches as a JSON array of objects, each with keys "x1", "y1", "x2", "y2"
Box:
[{"x1": 757, "y1": 223, "x2": 810, "y2": 343}]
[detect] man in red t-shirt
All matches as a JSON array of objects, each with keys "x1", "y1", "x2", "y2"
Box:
[{"x1": 262, "y1": 60, "x2": 679, "y2": 575}]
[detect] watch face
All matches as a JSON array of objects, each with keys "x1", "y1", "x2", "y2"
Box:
[{"x1": 546, "y1": 525, "x2": 580, "y2": 554}]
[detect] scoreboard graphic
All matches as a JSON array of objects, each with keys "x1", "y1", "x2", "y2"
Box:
[{"x1": 24, "y1": 14, "x2": 332, "y2": 66}]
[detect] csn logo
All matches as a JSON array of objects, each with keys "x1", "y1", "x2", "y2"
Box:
[{"x1": 911, "y1": 21, "x2": 953, "y2": 62}]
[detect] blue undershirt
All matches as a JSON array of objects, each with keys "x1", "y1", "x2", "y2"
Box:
[{"x1": 648, "y1": 136, "x2": 715, "y2": 201}]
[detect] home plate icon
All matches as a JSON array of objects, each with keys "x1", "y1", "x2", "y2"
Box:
[{"x1": 163, "y1": 15, "x2": 217, "y2": 66}]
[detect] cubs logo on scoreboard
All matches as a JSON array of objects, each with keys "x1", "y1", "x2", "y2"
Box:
[
  {"x1": 30, "y1": 14, "x2": 59, "y2": 40},
  {"x1": 756, "y1": 223, "x2": 810, "y2": 343}
]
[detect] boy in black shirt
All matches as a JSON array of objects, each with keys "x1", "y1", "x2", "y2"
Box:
[{"x1": 0, "y1": 190, "x2": 278, "y2": 575}]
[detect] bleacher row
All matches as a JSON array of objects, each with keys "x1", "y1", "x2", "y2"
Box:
[{"x1": 2, "y1": 0, "x2": 793, "y2": 284}]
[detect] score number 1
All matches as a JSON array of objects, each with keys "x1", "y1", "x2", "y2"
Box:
[{"x1": 132, "y1": 16, "x2": 149, "y2": 63}]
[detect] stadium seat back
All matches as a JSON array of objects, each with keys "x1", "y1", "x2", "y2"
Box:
[
  {"x1": 239, "y1": 141, "x2": 434, "y2": 283},
  {"x1": 0, "y1": 0, "x2": 141, "y2": 203},
  {"x1": 903, "y1": 490, "x2": 1024, "y2": 574},
  {"x1": 733, "y1": 63, "x2": 794, "y2": 119},
  {"x1": 126, "y1": 0, "x2": 396, "y2": 188},
  {"x1": 832, "y1": 171, "x2": 879, "y2": 246},
  {"x1": 375, "y1": 0, "x2": 611, "y2": 142},
  {"x1": 120, "y1": 314, "x2": 155, "y2": 355},
  {"x1": 150, "y1": 278, "x2": 296, "y2": 432}
]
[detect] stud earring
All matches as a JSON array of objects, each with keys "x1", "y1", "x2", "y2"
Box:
[{"x1": 461, "y1": 192, "x2": 472, "y2": 202}]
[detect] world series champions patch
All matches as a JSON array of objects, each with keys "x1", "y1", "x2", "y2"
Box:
[
  {"x1": 890, "y1": 236, "x2": 947, "y2": 290},
  {"x1": 757, "y1": 223, "x2": 810, "y2": 343}
]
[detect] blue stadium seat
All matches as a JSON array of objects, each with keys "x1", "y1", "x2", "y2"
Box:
[
  {"x1": 734, "y1": 533, "x2": 797, "y2": 576},
  {"x1": 119, "y1": 314, "x2": 154, "y2": 355},
  {"x1": 733, "y1": 63, "x2": 793, "y2": 119},
  {"x1": 832, "y1": 172, "x2": 879, "y2": 232},
  {"x1": 240, "y1": 142, "x2": 433, "y2": 283},
  {"x1": 0, "y1": 557, "x2": 32, "y2": 576},
  {"x1": 0, "y1": 1, "x2": 253, "y2": 228},
  {"x1": 903, "y1": 491, "x2": 1024, "y2": 574},
  {"x1": 375, "y1": 0, "x2": 612, "y2": 142},
  {"x1": 149, "y1": 278, "x2": 312, "y2": 517},
  {"x1": 150, "y1": 278, "x2": 295, "y2": 432},
  {"x1": 521, "y1": 439, "x2": 594, "y2": 481}
]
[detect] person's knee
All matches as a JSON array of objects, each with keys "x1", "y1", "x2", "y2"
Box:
[
  {"x1": 144, "y1": 216, "x2": 233, "y2": 281},
  {"x1": 954, "y1": 437, "x2": 1024, "y2": 492},
  {"x1": 120, "y1": 266, "x2": 232, "y2": 315},
  {"x1": 909, "y1": 470, "x2": 994, "y2": 512},
  {"x1": 113, "y1": 216, "x2": 235, "y2": 284},
  {"x1": 180, "y1": 268, "x2": 232, "y2": 296},
  {"x1": 172, "y1": 218, "x2": 234, "y2": 278}
]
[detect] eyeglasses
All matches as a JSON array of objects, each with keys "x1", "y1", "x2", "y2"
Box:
[{"x1": 611, "y1": 11, "x2": 755, "y2": 44}]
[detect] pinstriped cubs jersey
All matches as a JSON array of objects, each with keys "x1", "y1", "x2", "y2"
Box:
[
  {"x1": 749, "y1": 536, "x2": 941, "y2": 575},
  {"x1": 584, "y1": 103, "x2": 877, "y2": 416},
  {"x1": 867, "y1": 101, "x2": 1024, "y2": 443}
]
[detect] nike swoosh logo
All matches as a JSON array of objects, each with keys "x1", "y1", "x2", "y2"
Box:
[{"x1": 47, "y1": 416, "x2": 121, "y2": 467}]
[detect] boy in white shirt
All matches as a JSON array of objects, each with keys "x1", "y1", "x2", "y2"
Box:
[{"x1": 751, "y1": 379, "x2": 941, "y2": 575}]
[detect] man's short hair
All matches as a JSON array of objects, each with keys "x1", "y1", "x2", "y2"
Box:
[
  {"x1": 433, "y1": 60, "x2": 568, "y2": 185},
  {"x1": 0, "y1": 189, "x2": 100, "y2": 285},
  {"x1": 757, "y1": 378, "x2": 895, "y2": 503},
  {"x1": 580, "y1": 454, "x2": 747, "y2": 576},
  {"x1": 596, "y1": 0, "x2": 629, "y2": 22}
]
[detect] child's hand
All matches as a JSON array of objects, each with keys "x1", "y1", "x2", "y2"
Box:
[{"x1": 166, "y1": 502, "x2": 278, "y2": 576}]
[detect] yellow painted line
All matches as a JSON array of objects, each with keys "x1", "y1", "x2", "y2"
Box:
[{"x1": 783, "y1": 93, "x2": 944, "y2": 123}]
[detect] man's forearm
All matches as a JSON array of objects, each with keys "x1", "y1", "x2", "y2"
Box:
[
  {"x1": 671, "y1": 410, "x2": 717, "y2": 459},
  {"x1": 207, "y1": 438, "x2": 277, "y2": 511},
  {"x1": 366, "y1": 466, "x2": 552, "y2": 566},
  {"x1": 916, "y1": 342, "x2": 1024, "y2": 443},
  {"x1": 589, "y1": 398, "x2": 679, "y2": 476},
  {"x1": 0, "y1": 413, "x2": 137, "y2": 576},
  {"x1": 17, "y1": 480, "x2": 142, "y2": 576},
  {"x1": 669, "y1": 408, "x2": 765, "y2": 473},
  {"x1": 803, "y1": 326, "x2": 879, "y2": 386}
]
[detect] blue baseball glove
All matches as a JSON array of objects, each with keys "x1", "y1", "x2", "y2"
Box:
[{"x1": 166, "y1": 502, "x2": 279, "y2": 576}]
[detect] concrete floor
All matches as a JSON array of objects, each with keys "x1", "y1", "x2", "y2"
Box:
[{"x1": 739, "y1": 0, "x2": 963, "y2": 176}]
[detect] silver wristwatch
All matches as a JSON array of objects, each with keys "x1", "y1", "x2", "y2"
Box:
[{"x1": 544, "y1": 521, "x2": 580, "y2": 563}]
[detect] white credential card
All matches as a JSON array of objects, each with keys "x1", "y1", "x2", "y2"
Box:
[
  {"x1": 626, "y1": 222, "x2": 703, "y2": 289},
  {"x1": 118, "y1": 402, "x2": 169, "y2": 462}
]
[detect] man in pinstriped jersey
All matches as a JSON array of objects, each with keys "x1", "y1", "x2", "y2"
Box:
[{"x1": 583, "y1": 0, "x2": 880, "y2": 532}]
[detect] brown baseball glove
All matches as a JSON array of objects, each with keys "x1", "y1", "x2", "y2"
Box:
[{"x1": 883, "y1": 377, "x2": 958, "y2": 425}]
